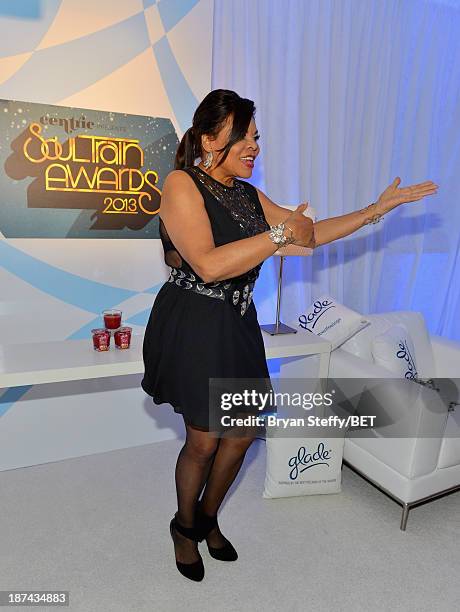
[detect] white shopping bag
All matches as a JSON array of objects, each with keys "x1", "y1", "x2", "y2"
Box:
[{"x1": 263, "y1": 434, "x2": 345, "y2": 498}]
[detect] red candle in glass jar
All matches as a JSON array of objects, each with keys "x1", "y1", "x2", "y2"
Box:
[
  {"x1": 114, "y1": 326, "x2": 132, "y2": 349},
  {"x1": 91, "y1": 328, "x2": 110, "y2": 351},
  {"x1": 103, "y1": 309, "x2": 122, "y2": 330}
]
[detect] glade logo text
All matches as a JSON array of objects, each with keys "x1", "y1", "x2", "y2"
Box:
[
  {"x1": 396, "y1": 339, "x2": 418, "y2": 380},
  {"x1": 39, "y1": 114, "x2": 94, "y2": 135},
  {"x1": 288, "y1": 442, "x2": 332, "y2": 480},
  {"x1": 298, "y1": 299, "x2": 335, "y2": 332}
]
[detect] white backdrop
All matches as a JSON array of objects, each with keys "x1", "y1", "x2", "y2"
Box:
[
  {"x1": 0, "y1": 0, "x2": 215, "y2": 469},
  {"x1": 212, "y1": 0, "x2": 460, "y2": 341},
  {"x1": 2, "y1": 0, "x2": 459, "y2": 470}
]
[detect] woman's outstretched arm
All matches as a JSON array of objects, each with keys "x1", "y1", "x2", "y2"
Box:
[
  {"x1": 256, "y1": 187, "x2": 377, "y2": 246},
  {"x1": 311, "y1": 208, "x2": 384, "y2": 246},
  {"x1": 256, "y1": 177, "x2": 438, "y2": 247}
]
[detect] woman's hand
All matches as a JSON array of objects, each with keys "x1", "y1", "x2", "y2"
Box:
[
  {"x1": 375, "y1": 177, "x2": 439, "y2": 215},
  {"x1": 283, "y1": 203, "x2": 316, "y2": 248}
]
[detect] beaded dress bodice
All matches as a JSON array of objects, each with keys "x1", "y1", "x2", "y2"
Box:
[{"x1": 159, "y1": 165, "x2": 270, "y2": 316}]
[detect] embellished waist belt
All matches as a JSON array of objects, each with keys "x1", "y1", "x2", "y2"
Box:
[{"x1": 166, "y1": 267, "x2": 255, "y2": 316}]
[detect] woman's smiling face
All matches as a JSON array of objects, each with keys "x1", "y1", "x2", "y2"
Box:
[{"x1": 200, "y1": 115, "x2": 260, "y2": 185}]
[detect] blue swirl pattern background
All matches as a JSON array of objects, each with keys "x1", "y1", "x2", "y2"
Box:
[{"x1": 0, "y1": 0, "x2": 214, "y2": 416}]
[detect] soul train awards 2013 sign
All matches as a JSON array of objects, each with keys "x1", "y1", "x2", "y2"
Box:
[{"x1": 0, "y1": 99, "x2": 179, "y2": 238}]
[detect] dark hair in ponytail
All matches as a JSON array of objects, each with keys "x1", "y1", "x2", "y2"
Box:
[{"x1": 174, "y1": 89, "x2": 256, "y2": 170}]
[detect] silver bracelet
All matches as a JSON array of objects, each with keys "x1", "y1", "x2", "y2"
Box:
[
  {"x1": 268, "y1": 222, "x2": 296, "y2": 246},
  {"x1": 360, "y1": 202, "x2": 383, "y2": 225}
]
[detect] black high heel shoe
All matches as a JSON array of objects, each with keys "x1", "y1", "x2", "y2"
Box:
[
  {"x1": 169, "y1": 513, "x2": 205, "y2": 581},
  {"x1": 195, "y1": 499, "x2": 238, "y2": 562}
]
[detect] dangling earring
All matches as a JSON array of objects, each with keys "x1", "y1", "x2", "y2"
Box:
[{"x1": 203, "y1": 151, "x2": 213, "y2": 169}]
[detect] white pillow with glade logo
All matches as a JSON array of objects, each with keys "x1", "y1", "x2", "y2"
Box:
[
  {"x1": 371, "y1": 324, "x2": 419, "y2": 379},
  {"x1": 297, "y1": 295, "x2": 370, "y2": 350},
  {"x1": 263, "y1": 435, "x2": 345, "y2": 498}
]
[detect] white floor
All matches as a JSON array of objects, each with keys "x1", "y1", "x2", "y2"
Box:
[{"x1": 1, "y1": 437, "x2": 459, "y2": 612}]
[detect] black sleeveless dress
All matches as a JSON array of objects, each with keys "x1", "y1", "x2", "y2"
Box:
[{"x1": 141, "y1": 165, "x2": 275, "y2": 433}]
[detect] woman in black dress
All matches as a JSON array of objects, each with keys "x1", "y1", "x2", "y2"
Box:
[{"x1": 141, "y1": 89, "x2": 438, "y2": 581}]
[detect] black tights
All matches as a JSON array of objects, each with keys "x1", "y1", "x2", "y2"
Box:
[{"x1": 175, "y1": 422, "x2": 257, "y2": 528}]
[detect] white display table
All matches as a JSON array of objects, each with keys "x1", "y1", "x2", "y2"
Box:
[
  {"x1": 0, "y1": 331, "x2": 331, "y2": 472},
  {"x1": 0, "y1": 331, "x2": 331, "y2": 389}
]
